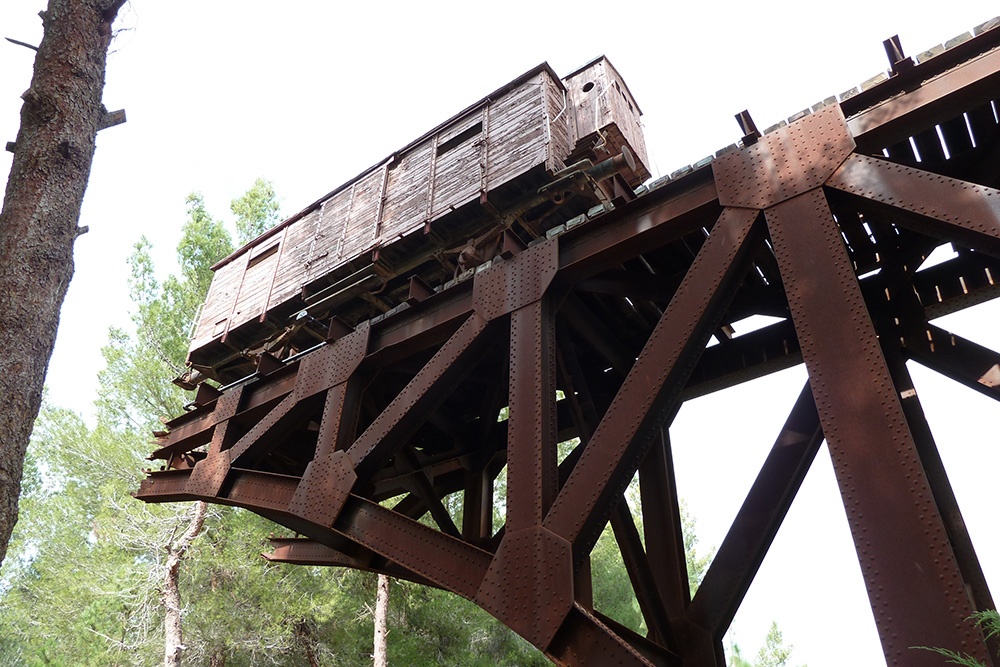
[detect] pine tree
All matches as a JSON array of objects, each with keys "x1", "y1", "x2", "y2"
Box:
[
  {"x1": 0, "y1": 184, "x2": 366, "y2": 665},
  {"x1": 231, "y1": 178, "x2": 281, "y2": 245},
  {"x1": 0, "y1": 0, "x2": 127, "y2": 571}
]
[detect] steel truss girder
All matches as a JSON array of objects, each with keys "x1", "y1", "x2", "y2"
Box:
[{"x1": 138, "y1": 28, "x2": 1000, "y2": 667}]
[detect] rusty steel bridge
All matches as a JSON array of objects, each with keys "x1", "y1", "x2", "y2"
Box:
[{"x1": 137, "y1": 20, "x2": 1000, "y2": 666}]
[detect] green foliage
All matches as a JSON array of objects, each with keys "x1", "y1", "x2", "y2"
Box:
[
  {"x1": 682, "y1": 499, "x2": 713, "y2": 595},
  {"x1": 177, "y1": 193, "x2": 236, "y2": 298},
  {"x1": 95, "y1": 195, "x2": 234, "y2": 431},
  {"x1": 0, "y1": 407, "x2": 165, "y2": 665},
  {"x1": 726, "y1": 622, "x2": 802, "y2": 667},
  {"x1": 754, "y1": 622, "x2": 794, "y2": 667},
  {"x1": 231, "y1": 177, "x2": 281, "y2": 245},
  {"x1": 912, "y1": 610, "x2": 1000, "y2": 667},
  {"x1": 178, "y1": 508, "x2": 360, "y2": 665},
  {"x1": 981, "y1": 610, "x2": 1000, "y2": 643},
  {"x1": 0, "y1": 182, "x2": 318, "y2": 666},
  {"x1": 591, "y1": 520, "x2": 645, "y2": 633},
  {"x1": 381, "y1": 579, "x2": 548, "y2": 667},
  {"x1": 729, "y1": 643, "x2": 754, "y2": 667}
]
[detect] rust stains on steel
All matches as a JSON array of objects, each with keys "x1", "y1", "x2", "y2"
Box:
[{"x1": 138, "y1": 19, "x2": 1000, "y2": 667}]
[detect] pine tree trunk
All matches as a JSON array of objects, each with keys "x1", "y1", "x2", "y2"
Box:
[
  {"x1": 373, "y1": 574, "x2": 390, "y2": 667},
  {"x1": 295, "y1": 620, "x2": 321, "y2": 667},
  {"x1": 0, "y1": 0, "x2": 125, "y2": 567},
  {"x1": 164, "y1": 501, "x2": 207, "y2": 667}
]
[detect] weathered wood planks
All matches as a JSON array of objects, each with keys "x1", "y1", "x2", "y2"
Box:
[{"x1": 188, "y1": 58, "x2": 650, "y2": 371}]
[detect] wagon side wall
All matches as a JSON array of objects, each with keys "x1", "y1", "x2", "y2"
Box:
[{"x1": 188, "y1": 67, "x2": 568, "y2": 361}]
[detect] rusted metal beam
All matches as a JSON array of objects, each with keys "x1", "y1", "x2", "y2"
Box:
[
  {"x1": 338, "y1": 495, "x2": 493, "y2": 600},
  {"x1": 545, "y1": 207, "x2": 763, "y2": 564},
  {"x1": 506, "y1": 297, "x2": 558, "y2": 531},
  {"x1": 765, "y1": 187, "x2": 991, "y2": 666},
  {"x1": 827, "y1": 154, "x2": 1000, "y2": 257},
  {"x1": 557, "y1": 176, "x2": 720, "y2": 282},
  {"x1": 462, "y1": 467, "x2": 494, "y2": 545},
  {"x1": 133, "y1": 30, "x2": 1000, "y2": 665},
  {"x1": 686, "y1": 382, "x2": 822, "y2": 638},
  {"x1": 639, "y1": 429, "x2": 689, "y2": 621},
  {"x1": 548, "y1": 605, "x2": 658, "y2": 666},
  {"x1": 367, "y1": 281, "x2": 474, "y2": 363},
  {"x1": 881, "y1": 341, "x2": 1000, "y2": 659},
  {"x1": 608, "y1": 500, "x2": 674, "y2": 649},
  {"x1": 847, "y1": 36, "x2": 1000, "y2": 150},
  {"x1": 682, "y1": 319, "x2": 800, "y2": 400},
  {"x1": 347, "y1": 313, "x2": 497, "y2": 479},
  {"x1": 263, "y1": 537, "x2": 441, "y2": 588},
  {"x1": 903, "y1": 322, "x2": 1000, "y2": 402},
  {"x1": 227, "y1": 393, "x2": 322, "y2": 468},
  {"x1": 395, "y1": 446, "x2": 462, "y2": 538}
]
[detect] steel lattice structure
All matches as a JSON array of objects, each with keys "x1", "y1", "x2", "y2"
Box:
[{"x1": 137, "y1": 22, "x2": 1000, "y2": 666}]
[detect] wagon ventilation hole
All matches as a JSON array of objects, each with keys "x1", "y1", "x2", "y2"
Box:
[{"x1": 436, "y1": 122, "x2": 483, "y2": 156}]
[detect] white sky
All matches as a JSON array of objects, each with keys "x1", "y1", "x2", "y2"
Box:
[{"x1": 2, "y1": 2, "x2": 999, "y2": 665}]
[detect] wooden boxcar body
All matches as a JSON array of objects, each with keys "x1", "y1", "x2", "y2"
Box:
[{"x1": 188, "y1": 57, "x2": 649, "y2": 383}]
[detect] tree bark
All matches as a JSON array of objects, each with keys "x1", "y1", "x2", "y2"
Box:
[
  {"x1": 295, "y1": 619, "x2": 321, "y2": 667},
  {"x1": 373, "y1": 574, "x2": 390, "y2": 667},
  {"x1": 0, "y1": 0, "x2": 125, "y2": 567},
  {"x1": 164, "y1": 501, "x2": 207, "y2": 667}
]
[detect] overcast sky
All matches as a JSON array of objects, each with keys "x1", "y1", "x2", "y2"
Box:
[{"x1": 2, "y1": 2, "x2": 999, "y2": 665}]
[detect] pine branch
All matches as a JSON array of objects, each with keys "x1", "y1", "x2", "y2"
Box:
[{"x1": 4, "y1": 37, "x2": 38, "y2": 51}]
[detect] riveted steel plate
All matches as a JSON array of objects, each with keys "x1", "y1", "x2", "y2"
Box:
[
  {"x1": 211, "y1": 384, "x2": 244, "y2": 424},
  {"x1": 765, "y1": 188, "x2": 988, "y2": 665},
  {"x1": 136, "y1": 38, "x2": 1000, "y2": 665},
  {"x1": 227, "y1": 393, "x2": 298, "y2": 461},
  {"x1": 186, "y1": 449, "x2": 231, "y2": 498},
  {"x1": 227, "y1": 470, "x2": 298, "y2": 511},
  {"x1": 313, "y1": 382, "x2": 353, "y2": 460},
  {"x1": 136, "y1": 470, "x2": 192, "y2": 500},
  {"x1": 264, "y1": 540, "x2": 359, "y2": 566},
  {"x1": 506, "y1": 300, "x2": 557, "y2": 532},
  {"x1": 341, "y1": 496, "x2": 492, "y2": 599},
  {"x1": 347, "y1": 313, "x2": 490, "y2": 470},
  {"x1": 473, "y1": 238, "x2": 559, "y2": 321},
  {"x1": 714, "y1": 105, "x2": 855, "y2": 209},
  {"x1": 287, "y1": 450, "x2": 356, "y2": 527},
  {"x1": 294, "y1": 324, "x2": 369, "y2": 401},
  {"x1": 476, "y1": 526, "x2": 574, "y2": 650},
  {"x1": 206, "y1": 418, "x2": 234, "y2": 456},
  {"x1": 551, "y1": 605, "x2": 653, "y2": 666},
  {"x1": 827, "y1": 153, "x2": 1000, "y2": 249}
]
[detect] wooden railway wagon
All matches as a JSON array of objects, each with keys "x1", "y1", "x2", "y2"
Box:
[{"x1": 185, "y1": 57, "x2": 650, "y2": 385}]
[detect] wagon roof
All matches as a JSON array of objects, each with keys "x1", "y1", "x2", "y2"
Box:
[{"x1": 210, "y1": 61, "x2": 565, "y2": 271}]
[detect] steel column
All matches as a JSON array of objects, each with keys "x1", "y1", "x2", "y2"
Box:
[
  {"x1": 686, "y1": 382, "x2": 822, "y2": 638},
  {"x1": 765, "y1": 187, "x2": 990, "y2": 666}
]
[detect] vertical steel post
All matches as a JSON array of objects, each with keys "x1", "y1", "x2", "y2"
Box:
[{"x1": 766, "y1": 188, "x2": 991, "y2": 666}]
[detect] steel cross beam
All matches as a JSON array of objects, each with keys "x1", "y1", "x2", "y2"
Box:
[{"x1": 138, "y1": 31, "x2": 1000, "y2": 667}]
